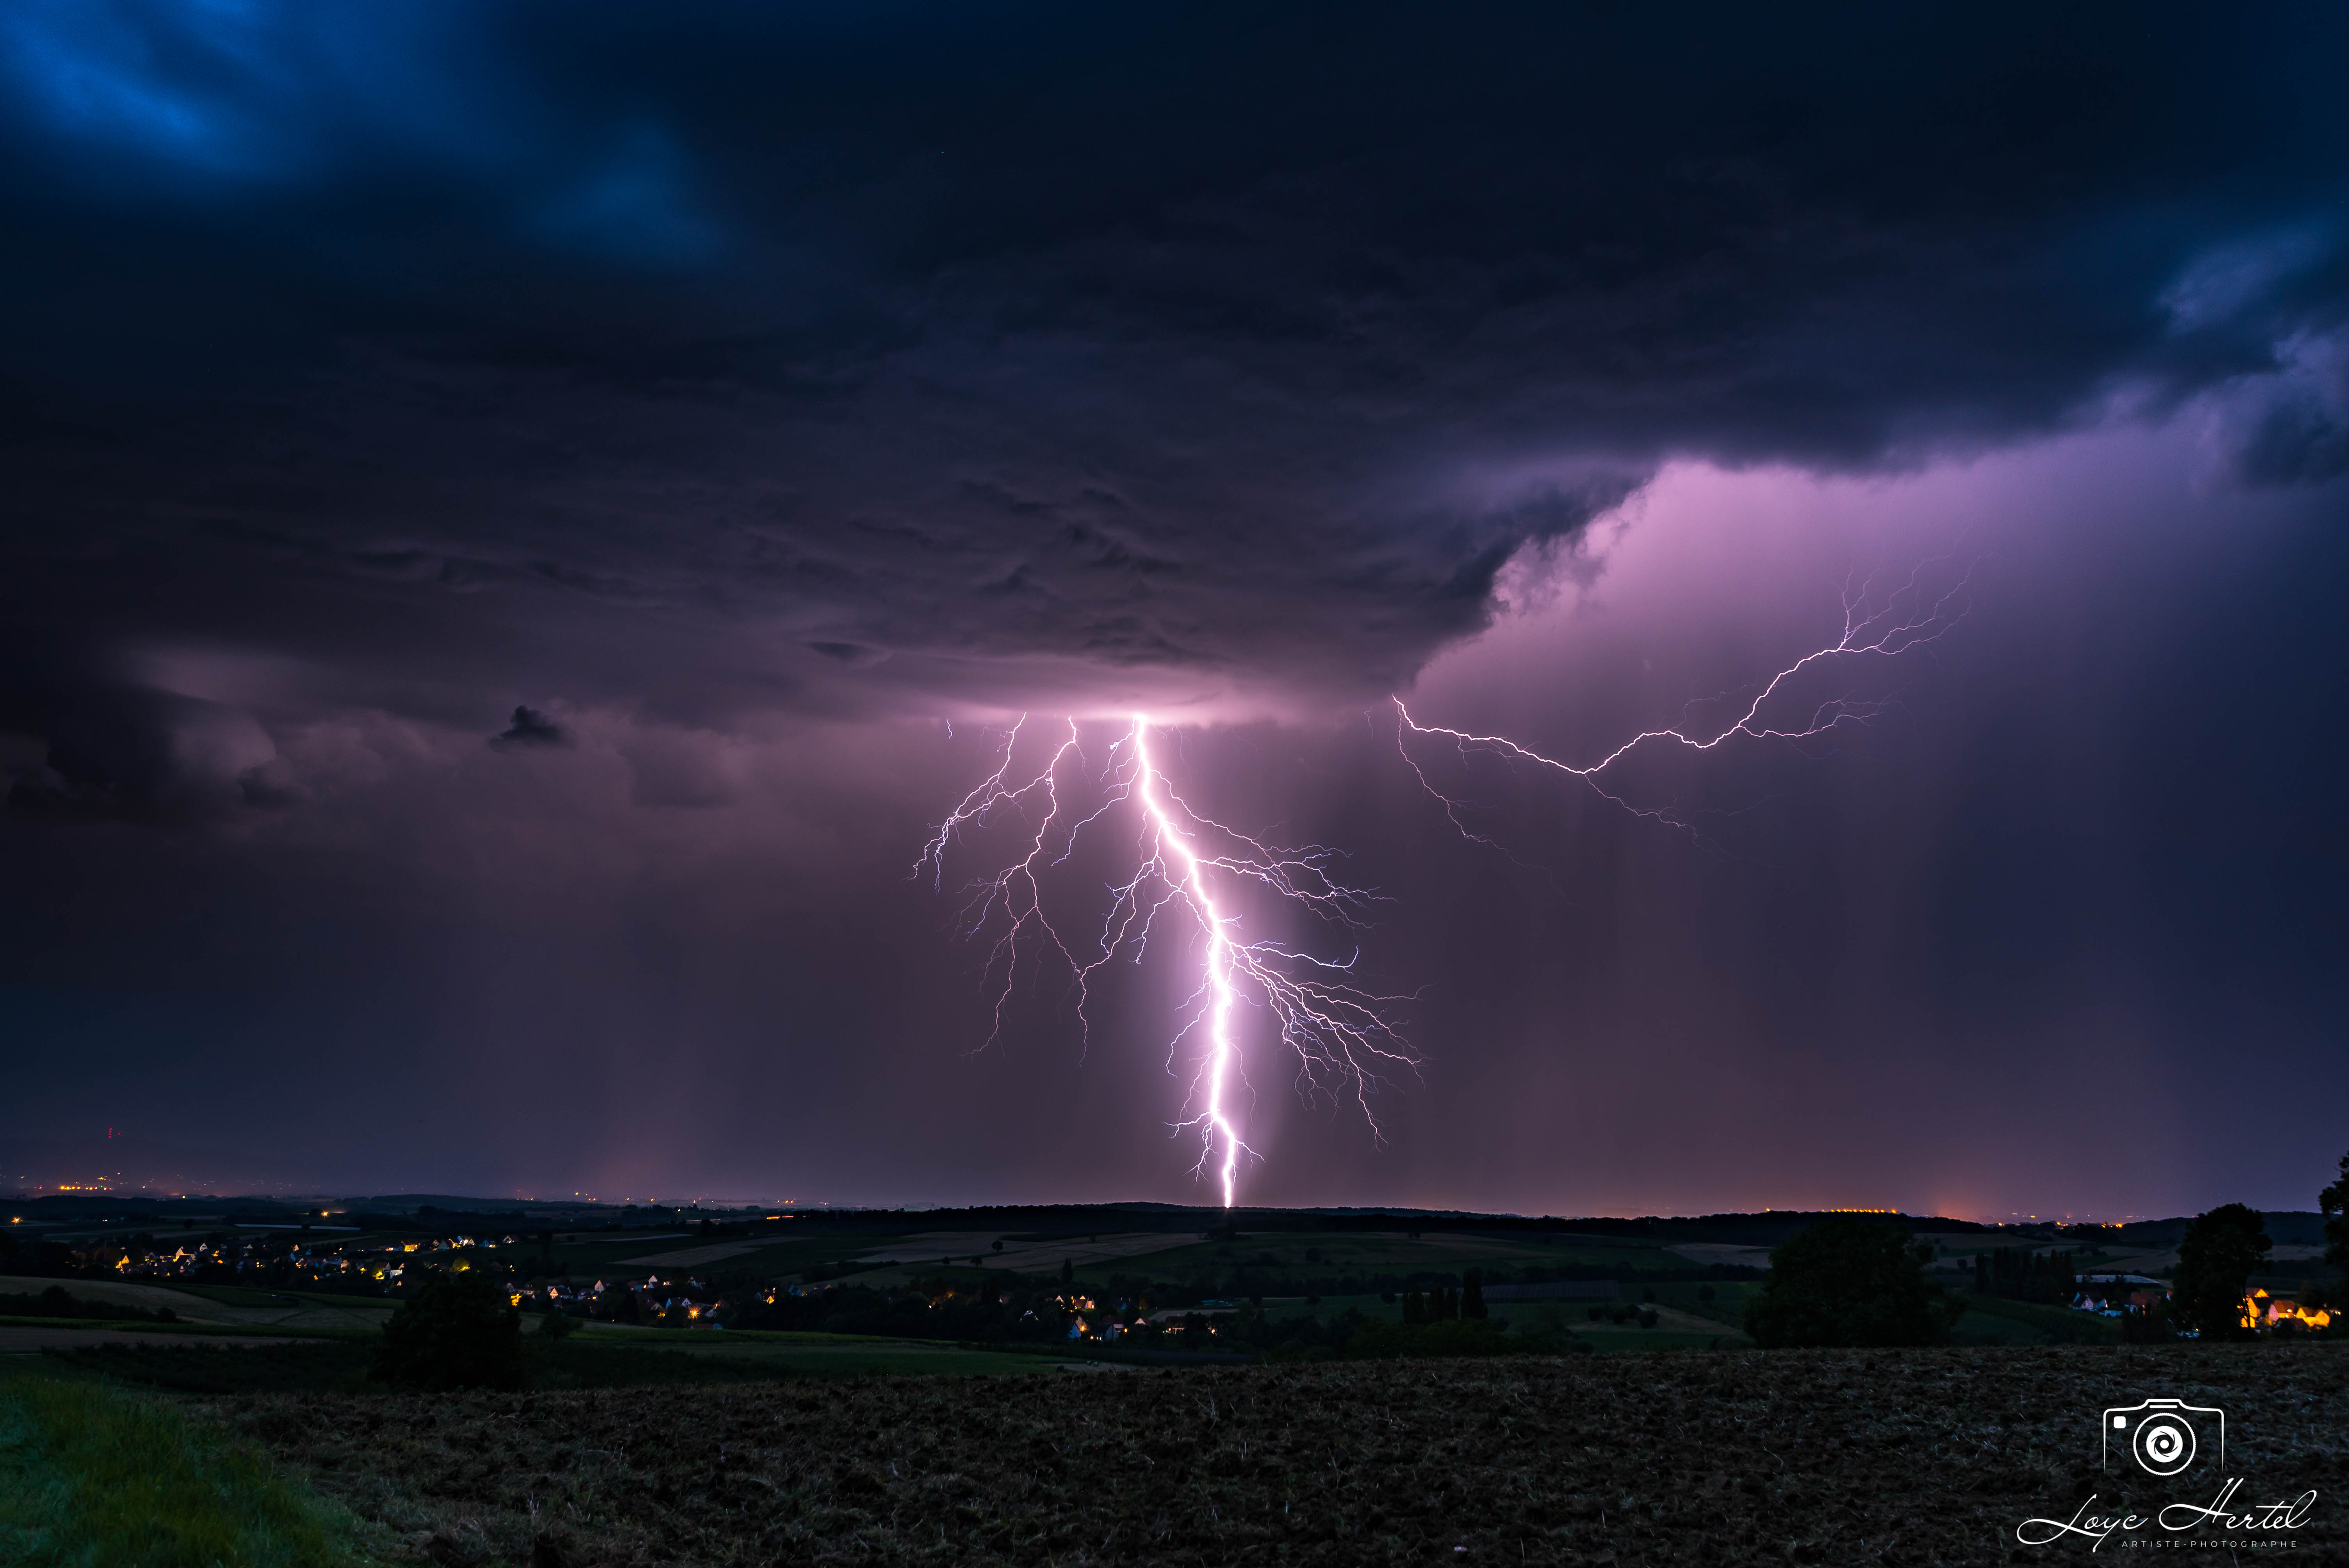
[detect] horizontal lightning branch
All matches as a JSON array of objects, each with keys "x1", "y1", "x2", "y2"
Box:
[
  {"x1": 1396, "y1": 560, "x2": 1971, "y2": 841},
  {"x1": 924, "y1": 562, "x2": 1966, "y2": 1205}
]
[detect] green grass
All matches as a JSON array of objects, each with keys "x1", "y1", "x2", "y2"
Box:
[
  {"x1": 549, "y1": 1326, "x2": 1086, "y2": 1379},
  {"x1": 0, "y1": 1377, "x2": 375, "y2": 1566},
  {"x1": 535, "y1": 1231, "x2": 914, "y2": 1279},
  {"x1": 0, "y1": 1317, "x2": 168, "y2": 1332},
  {"x1": 1643, "y1": 1278, "x2": 1763, "y2": 1328},
  {"x1": 1949, "y1": 1295, "x2": 2122, "y2": 1345},
  {"x1": 36, "y1": 1342, "x2": 381, "y2": 1395},
  {"x1": 1949, "y1": 1308, "x2": 2046, "y2": 1345},
  {"x1": 265, "y1": 1290, "x2": 397, "y2": 1311},
  {"x1": 1569, "y1": 1327, "x2": 1737, "y2": 1353},
  {"x1": 644, "y1": 1342, "x2": 1079, "y2": 1378},
  {"x1": 1257, "y1": 1292, "x2": 1402, "y2": 1322},
  {"x1": 0, "y1": 1317, "x2": 350, "y2": 1341},
  {"x1": 37, "y1": 1327, "x2": 1085, "y2": 1395},
  {"x1": 149, "y1": 1283, "x2": 292, "y2": 1308},
  {"x1": 1074, "y1": 1229, "x2": 1688, "y2": 1289}
]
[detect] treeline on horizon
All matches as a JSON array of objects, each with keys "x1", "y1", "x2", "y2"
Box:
[{"x1": 23, "y1": 1189, "x2": 2335, "y2": 1247}]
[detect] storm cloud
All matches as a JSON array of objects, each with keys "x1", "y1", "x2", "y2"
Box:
[{"x1": 4, "y1": 2, "x2": 2347, "y2": 810}]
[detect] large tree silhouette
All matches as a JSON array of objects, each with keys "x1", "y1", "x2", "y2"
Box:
[
  {"x1": 2170, "y1": 1204, "x2": 2271, "y2": 1339},
  {"x1": 1743, "y1": 1217, "x2": 1961, "y2": 1348}
]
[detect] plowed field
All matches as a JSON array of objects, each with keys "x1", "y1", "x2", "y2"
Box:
[{"x1": 221, "y1": 1344, "x2": 2348, "y2": 1565}]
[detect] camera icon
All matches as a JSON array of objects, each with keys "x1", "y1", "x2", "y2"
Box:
[{"x1": 2102, "y1": 1397, "x2": 2224, "y2": 1476}]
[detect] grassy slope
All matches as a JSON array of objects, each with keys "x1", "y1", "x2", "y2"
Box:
[
  {"x1": 0, "y1": 1317, "x2": 323, "y2": 1339},
  {"x1": 1078, "y1": 1230, "x2": 1690, "y2": 1288},
  {"x1": 0, "y1": 1377, "x2": 374, "y2": 1567},
  {"x1": 1952, "y1": 1295, "x2": 2124, "y2": 1345},
  {"x1": 144, "y1": 1283, "x2": 294, "y2": 1308},
  {"x1": 543, "y1": 1231, "x2": 911, "y2": 1279},
  {"x1": 32, "y1": 1327, "x2": 1084, "y2": 1395},
  {"x1": 549, "y1": 1326, "x2": 1082, "y2": 1380},
  {"x1": 1643, "y1": 1278, "x2": 1762, "y2": 1329}
]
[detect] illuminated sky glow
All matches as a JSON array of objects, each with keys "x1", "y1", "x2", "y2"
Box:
[
  {"x1": 0, "y1": 4, "x2": 2344, "y2": 1217},
  {"x1": 924, "y1": 559, "x2": 1966, "y2": 1206},
  {"x1": 923, "y1": 716, "x2": 1410, "y2": 1206}
]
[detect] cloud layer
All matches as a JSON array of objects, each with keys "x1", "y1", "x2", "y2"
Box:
[{"x1": 4, "y1": 3, "x2": 2347, "y2": 813}]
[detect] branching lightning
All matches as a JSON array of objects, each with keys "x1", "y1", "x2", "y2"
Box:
[
  {"x1": 1397, "y1": 561, "x2": 1971, "y2": 841},
  {"x1": 922, "y1": 562, "x2": 1967, "y2": 1205},
  {"x1": 918, "y1": 715, "x2": 1410, "y2": 1207}
]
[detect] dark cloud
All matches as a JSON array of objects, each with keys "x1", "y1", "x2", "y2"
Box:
[
  {"x1": 491, "y1": 705, "x2": 567, "y2": 748},
  {"x1": 2, "y1": 3, "x2": 2345, "y2": 818}
]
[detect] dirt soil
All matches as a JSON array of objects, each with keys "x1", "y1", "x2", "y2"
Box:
[{"x1": 218, "y1": 1344, "x2": 2347, "y2": 1566}]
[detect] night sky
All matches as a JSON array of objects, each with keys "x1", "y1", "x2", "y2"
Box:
[{"x1": 4, "y1": 3, "x2": 2344, "y2": 1219}]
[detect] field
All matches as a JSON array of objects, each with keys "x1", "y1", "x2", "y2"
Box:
[
  {"x1": 8, "y1": 1232, "x2": 2344, "y2": 1563},
  {"x1": 0, "y1": 1274, "x2": 397, "y2": 1334},
  {"x1": 1951, "y1": 1297, "x2": 2124, "y2": 1347},
  {"x1": 17, "y1": 1326, "x2": 1095, "y2": 1397},
  {"x1": 212, "y1": 1343, "x2": 2349, "y2": 1565},
  {"x1": 588, "y1": 1225, "x2": 1688, "y2": 1293},
  {"x1": 1071, "y1": 1229, "x2": 1693, "y2": 1290}
]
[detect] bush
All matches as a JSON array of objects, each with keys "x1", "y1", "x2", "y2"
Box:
[
  {"x1": 1743, "y1": 1217, "x2": 1962, "y2": 1348},
  {"x1": 372, "y1": 1271, "x2": 529, "y2": 1390}
]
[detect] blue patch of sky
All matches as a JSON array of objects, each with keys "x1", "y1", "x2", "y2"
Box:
[
  {"x1": 0, "y1": 1, "x2": 725, "y2": 270},
  {"x1": 0, "y1": 0, "x2": 299, "y2": 179},
  {"x1": 527, "y1": 126, "x2": 724, "y2": 269}
]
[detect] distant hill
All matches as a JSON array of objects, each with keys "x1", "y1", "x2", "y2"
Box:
[
  {"x1": 721, "y1": 1203, "x2": 1997, "y2": 1246},
  {"x1": 4, "y1": 1187, "x2": 2326, "y2": 1253},
  {"x1": 2100, "y1": 1212, "x2": 2327, "y2": 1248}
]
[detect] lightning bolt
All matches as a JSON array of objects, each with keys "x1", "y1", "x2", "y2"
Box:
[
  {"x1": 1397, "y1": 560, "x2": 1971, "y2": 841},
  {"x1": 923, "y1": 561, "x2": 1967, "y2": 1205},
  {"x1": 919, "y1": 715, "x2": 1410, "y2": 1207}
]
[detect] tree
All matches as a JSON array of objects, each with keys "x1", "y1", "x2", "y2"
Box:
[
  {"x1": 1743, "y1": 1216, "x2": 1962, "y2": 1348},
  {"x1": 1461, "y1": 1270, "x2": 1488, "y2": 1320},
  {"x1": 2171, "y1": 1203, "x2": 2269, "y2": 1339},
  {"x1": 373, "y1": 1271, "x2": 529, "y2": 1390},
  {"x1": 1060, "y1": 1257, "x2": 1074, "y2": 1288},
  {"x1": 2320, "y1": 1152, "x2": 2349, "y2": 1302}
]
